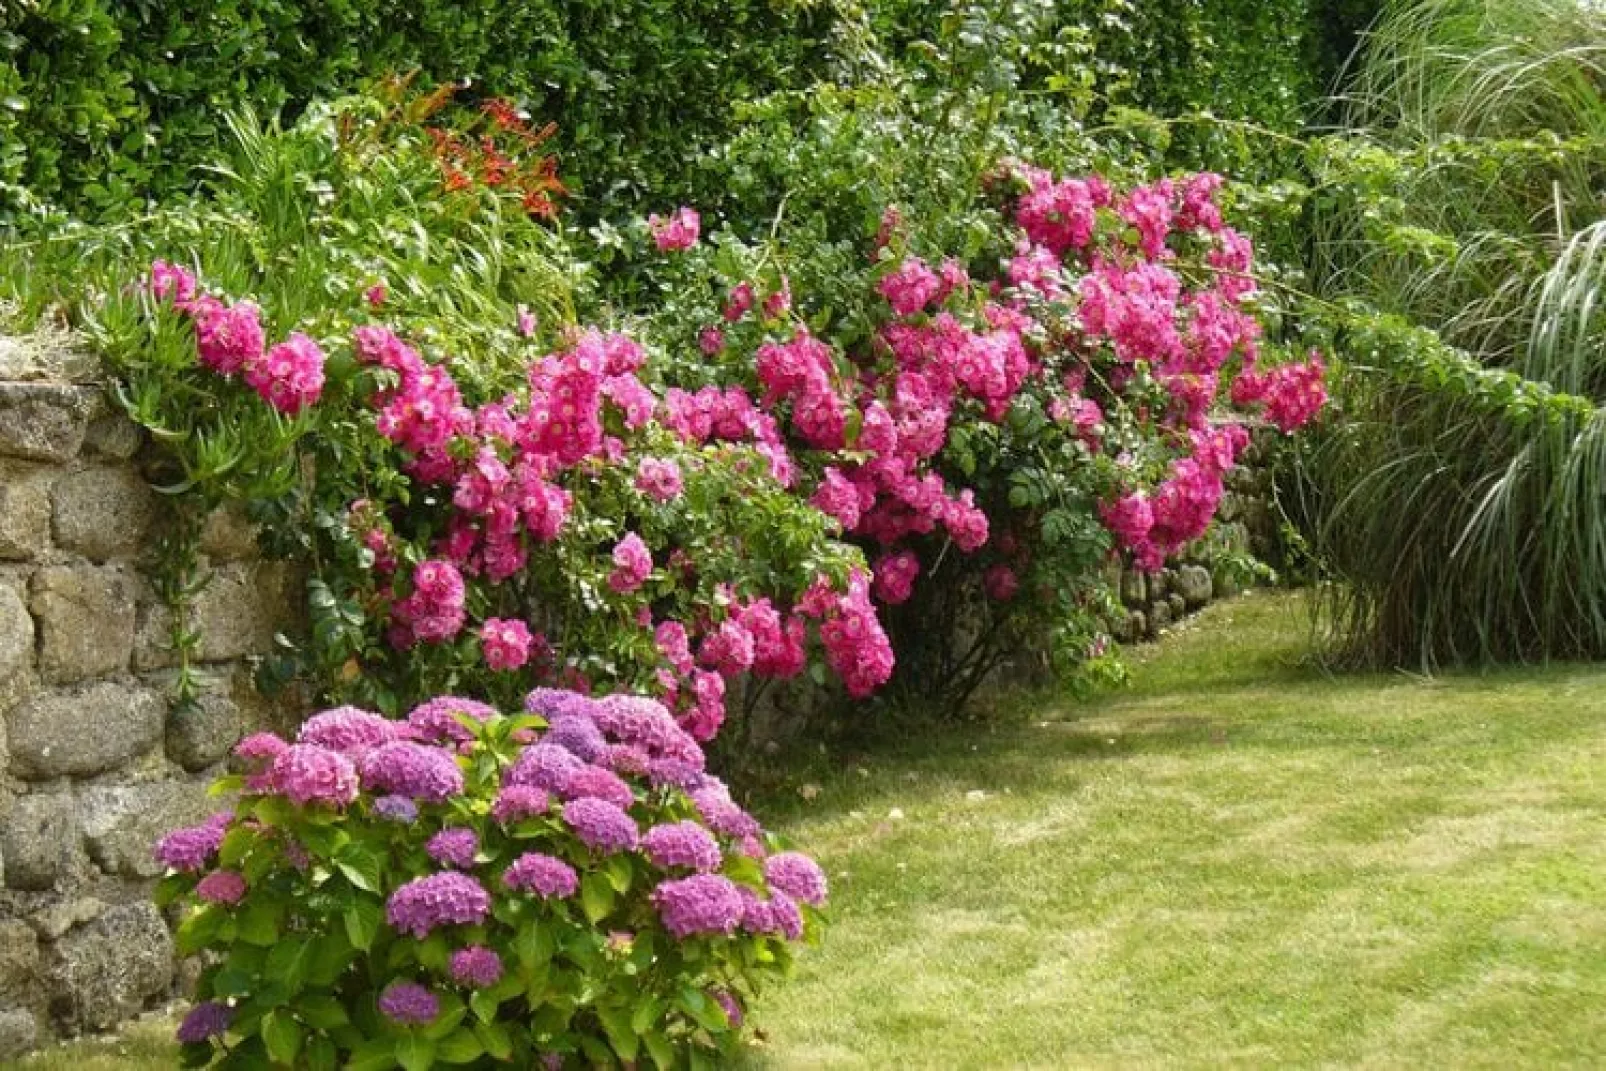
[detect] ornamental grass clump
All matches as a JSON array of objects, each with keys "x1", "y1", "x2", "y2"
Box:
[{"x1": 154, "y1": 691, "x2": 824, "y2": 1069}]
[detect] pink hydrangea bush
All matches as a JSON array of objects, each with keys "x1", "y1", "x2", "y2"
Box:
[{"x1": 156, "y1": 691, "x2": 824, "y2": 1068}]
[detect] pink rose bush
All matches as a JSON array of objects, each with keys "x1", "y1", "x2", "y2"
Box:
[
  {"x1": 623, "y1": 161, "x2": 1326, "y2": 701},
  {"x1": 157, "y1": 690, "x2": 825, "y2": 1067},
  {"x1": 137, "y1": 159, "x2": 1323, "y2": 729}
]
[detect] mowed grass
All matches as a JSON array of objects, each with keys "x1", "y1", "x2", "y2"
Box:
[
  {"x1": 741, "y1": 592, "x2": 1606, "y2": 1069},
  {"x1": 16, "y1": 592, "x2": 1606, "y2": 1069}
]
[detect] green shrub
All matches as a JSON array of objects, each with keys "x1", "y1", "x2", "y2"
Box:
[{"x1": 0, "y1": 0, "x2": 832, "y2": 217}]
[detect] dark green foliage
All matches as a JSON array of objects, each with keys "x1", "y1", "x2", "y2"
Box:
[
  {"x1": 3, "y1": 1, "x2": 1372, "y2": 220},
  {"x1": 0, "y1": 0, "x2": 832, "y2": 216}
]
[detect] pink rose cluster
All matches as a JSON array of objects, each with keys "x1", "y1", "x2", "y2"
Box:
[
  {"x1": 648, "y1": 205, "x2": 701, "y2": 252},
  {"x1": 147, "y1": 259, "x2": 325, "y2": 414},
  {"x1": 992, "y1": 165, "x2": 1327, "y2": 573}
]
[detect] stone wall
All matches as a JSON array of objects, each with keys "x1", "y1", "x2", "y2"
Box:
[{"x1": 0, "y1": 334, "x2": 300, "y2": 1058}]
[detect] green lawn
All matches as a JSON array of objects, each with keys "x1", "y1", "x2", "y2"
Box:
[
  {"x1": 17, "y1": 592, "x2": 1606, "y2": 1069},
  {"x1": 742, "y1": 592, "x2": 1606, "y2": 1068}
]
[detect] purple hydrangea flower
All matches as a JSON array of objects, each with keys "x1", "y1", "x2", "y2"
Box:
[
  {"x1": 646, "y1": 756, "x2": 703, "y2": 789},
  {"x1": 373, "y1": 794, "x2": 419, "y2": 824},
  {"x1": 505, "y1": 743, "x2": 584, "y2": 791},
  {"x1": 764, "y1": 851, "x2": 828, "y2": 906},
  {"x1": 153, "y1": 818, "x2": 228, "y2": 873},
  {"x1": 651, "y1": 874, "x2": 746, "y2": 938},
  {"x1": 600, "y1": 743, "x2": 651, "y2": 776},
  {"x1": 642, "y1": 822, "x2": 722, "y2": 872},
  {"x1": 407, "y1": 696, "x2": 497, "y2": 746},
  {"x1": 359, "y1": 741, "x2": 464, "y2": 802},
  {"x1": 710, "y1": 988, "x2": 744, "y2": 1029},
  {"x1": 426, "y1": 828, "x2": 479, "y2": 869},
  {"x1": 558, "y1": 765, "x2": 635, "y2": 810},
  {"x1": 175, "y1": 1000, "x2": 233, "y2": 1044},
  {"x1": 545, "y1": 715, "x2": 607, "y2": 762},
  {"x1": 448, "y1": 945, "x2": 504, "y2": 988},
  {"x1": 502, "y1": 852, "x2": 579, "y2": 898},
  {"x1": 233, "y1": 732, "x2": 288, "y2": 762},
  {"x1": 297, "y1": 706, "x2": 398, "y2": 754},
  {"x1": 590, "y1": 694, "x2": 703, "y2": 766},
  {"x1": 386, "y1": 872, "x2": 492, "y2": 938},
  {"x1": 271, "y1": 744, "x2": 360, "y2": 807},
  {"x1": 689, "y1": 786, "x2": 761, "y2": 839},
  {"x1": 740, "y1": 887, "x2": 804, "y2": 940},
  {"x1": 196, "y1": 870, "x2": 248, "y2": 905},
  {"x1": 524, "y1": 687, "x2": 598, "y2": 721},
  {"x1": 378, "y1": 981, "x2": 440, "y2": 1026},
  {"x1": 490, "y1": 785, "x2": 551, "y2": 824},
  {"x1": 561, "y1": 797, "x2": 638, "y2": 853}
]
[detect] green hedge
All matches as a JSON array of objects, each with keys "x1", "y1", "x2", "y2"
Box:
[
  {"x1": 0, "y1": 0, "x2": 832, "y2": 214},
  {"x1": 1, "y1": 1, "x2": 1377, "y2": 216}
]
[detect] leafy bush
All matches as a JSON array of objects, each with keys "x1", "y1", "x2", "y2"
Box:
[
  {"x1": 156, "y1": 690, "x2": 823, "y2": 1068},
  {"x1": 42, "y1": 63, "x2": 1326, "y2": 741},
  {"x1": 0, "y1": 0, "x2": 831, "y2": 216},
  {"x1": 0, "y1": 1, "x2": 1378, "y2": 220}
]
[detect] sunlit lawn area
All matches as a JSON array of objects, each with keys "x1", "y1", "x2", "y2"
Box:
[
  {"x1": 17, "y1": 591, "x2": 1606, "y2": 1069},
  {"x1": 743, "y1": 591, "x2": 1606, "y2": 1068}
]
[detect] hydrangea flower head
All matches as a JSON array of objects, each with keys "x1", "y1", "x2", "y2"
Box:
[
  {"x1": 426, "y1": 827, "x2": 480, "y2": 869},
  {"x1": 503, "y1": 852, "x2": 579, "y2": 898},
  {"x1": 545, "y1": 715, "x2": 608, "y2": 763},
  {"x1": 506, "y1": 742, "x2": 585, "y2": 791},
  {"x1": 642, "y1": 821, "x2": 722, "y2": 872},
  {"x1": 491, "y1": 784, "x2": 551, "y2": 824},
  {"x1": 359, "y1": 742, "x2": 464, "y2": 802},
  {"x1": 175, "y1": 1001, "x2": 232, "y2": 1044},
  {"x1": 559, "y1": 764, "x2": 636, "y2": 810},
  {"x1": 764, "y1": 851, "x2": 829, "y2": 906},
  {"x1": 448, "y1": 946, "x2": 504, "y2": 989},
  {"x1": 651, "y1": 874, "x2": 746, "y2": 938},
  {"x1": 373, "y1": 795, "x2": 419, "y2": 824},
  {"x1": 406, "y1": 696, "x2": 496, "y2": 746},
  {"x1": 386, "y1": 872, "x2": 491, "y2": 938},
  {"x1": 562, "y1": 797, "x2": 639, "y2": 853},
  {"x1": 297, "y1": 707, "x2": 397, "y2": 754},
  {"x1": 196, "y1": 869, "x2": 248, "y2": 905},
  {"x1": 154, "y1": 818, "x2": 228, "y2": 873},
  {"x1": 271, "y1": 744, "x2": 360, "y2": 807},
  {"x1": 378, "y1": 981, "x2": 440, "y2": 1026}
]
